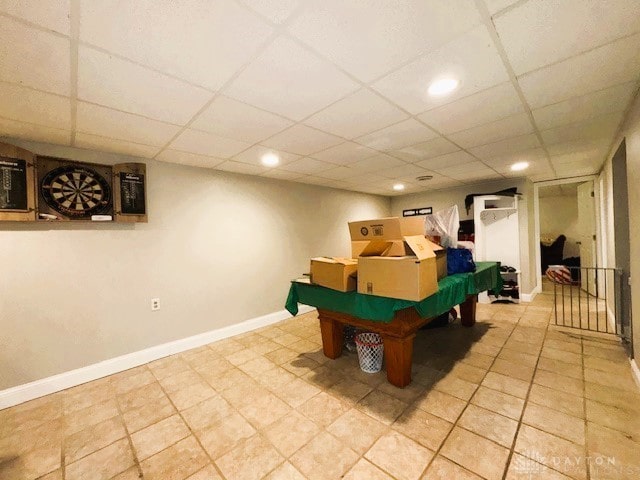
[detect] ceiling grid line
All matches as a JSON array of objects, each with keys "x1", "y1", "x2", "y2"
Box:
[{"x1": 68, "y1": 0, "x2": 81, "y2": 146}]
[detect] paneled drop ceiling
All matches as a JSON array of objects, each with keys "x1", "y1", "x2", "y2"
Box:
[{"x1": 0, "y1": 0, "x2": 639, "y2": 196}]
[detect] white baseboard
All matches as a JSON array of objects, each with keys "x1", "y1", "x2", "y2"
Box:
[
  {"x1": 0, "y1": 305, "x2": 316, "y2": 410},
  {"x1": 630, "y1": 359, "x2": 640, "y2": 391},
  {"x1": 520, "y1": 292, "x2": 537, "y2": 302}
]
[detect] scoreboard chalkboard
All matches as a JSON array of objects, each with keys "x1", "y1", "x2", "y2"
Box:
[
  {"x1": 119, "y1": 172, "x2": 146, "y2": 215},
  {"x1": 0, "y1": 157, "x2": 28, "y2": 211}
]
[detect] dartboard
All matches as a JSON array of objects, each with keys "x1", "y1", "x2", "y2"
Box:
[{"x1": 41, "y1": 165, "x2": 111, "y2": 217}]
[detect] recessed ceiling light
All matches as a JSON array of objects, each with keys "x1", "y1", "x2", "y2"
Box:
[
  {"x1": 511, "y1": 161, "x2": 529, "y2": 171},
  {"x1": 261, "y1": 152, "x2": 280, "y2": 167},
  {"x1": 393, "y1": 183, "x2": 405, "y2": 191},
  {"x1": 428, "y1": 78, "x2": 459, "y2": 97}
]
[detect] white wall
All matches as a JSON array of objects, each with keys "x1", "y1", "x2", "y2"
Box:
[
  {"x1": 539, "y1": 195, "x2": 580, "y2": 258},
  {"x1": 390, "y1": 178, "x2": 537, "y2": 294},
  {"x1": 0, "y1": 140, "x2": 390, "y2": 390}
]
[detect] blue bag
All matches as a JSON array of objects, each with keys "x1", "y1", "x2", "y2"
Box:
[{"x1": 447, "y1": 247, "x2": 476, "y2": 275}]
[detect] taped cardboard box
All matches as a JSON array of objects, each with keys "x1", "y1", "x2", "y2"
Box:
[
  {"x1": 350, "y1": 216, "x2": 425, "y2": 257},
  {"x1": 348, "y1": 217, "x2": 438, "y2": 302},
  {"x1": 310, "y1": 257, "x2": 358, "y2": 292}
]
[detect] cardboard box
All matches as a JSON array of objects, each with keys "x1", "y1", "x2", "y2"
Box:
[
  {"x1": 310, "y1": 257, "x2": 358, "y2": 292},
  {"x1": 348, "y1": 217, "x2": 438, "y2": 301},
  {"x1": 425, "y1": 239, "x2": 447, "y2": 280}
]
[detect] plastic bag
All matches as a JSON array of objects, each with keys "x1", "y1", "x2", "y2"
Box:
[
  {"x1": 425, "y1": 205, "x2": 460, "y2": 248},
  {"x1": 447, "y1": 247, "x2": 476, "y2": 274}
]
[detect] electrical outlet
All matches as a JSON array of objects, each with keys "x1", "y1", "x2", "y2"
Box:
[{"x1": 151, "y1": 298, "x2": 160, "y2": 311}]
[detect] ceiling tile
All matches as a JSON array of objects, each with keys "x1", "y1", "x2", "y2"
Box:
[
  {"x1": 435, "y1": 160, "x2": 496, "y2": 180},
  {"x1": 295, "y1": 175, "x2": 336, "y2": 186},
  {"x1": 532, "y1": 82, "x2": 636, "y2": 130},
  {"x1": 485, "y1": 0, "x2": 520, "y2": 15},
  {"x1": 79, "y1": 0, "x2": 273, "y2": 90},
  {"x1": 415, "y1": 150, "x2": 476, "y2": 170},
  {"x1": 241, "y1": 0, "x2": 301, "y2": 24},
  {"x1": 495, "y1": 0, "x2": 640, "y2": 75},
  {"x1": 260, "y1": 168, "x2": 305, "y2": 181},
  {"x1": 190, "y1": 95, "x2": 292, "y2": 143},
  {"x1": 0, "y1": 0, "x2": 70, "y2": 34},
  {"x1": 155, "y1": 149, "x2": 225, "y2": 169},
  {"x1": 540, "y1": 112, "x2": 623, "y2": 146},
  {"x1": 311, "y1": 141, "x2": 377, "y2": 165},
  {"x1": 75, "y1": 132, "x2": 159, "y2": 158},
  {"x1": 546, "y1": 139, "x2": 610, "y2": 160},
  {"x1": 342, "y1": 173, "x2": 389, "y2": 185},
  {"x1": 282, "y1": 157, "x2": 337, "y2": 174},
  {"x1": 447, "y1": 113, "x2": 533, "y2": 148},
  {"x1": 376, "y1": 162, "x2": 432, "y2": 180},
  {"x1": 418, "y1": 82, "x2": 523, "y2": 134},
  {"x1": 304, "y1": 88, "x2": 408, "y2": 139},
  {"x1": 0, "y1": 16, "x2": 70, "y2": 95},
  {"x1": 262, "y1": 124, "x2": 343, "y2": 155},
  {"x1": 356, "y1": 119, "x2": 439, "y2": 151},
  {"x1": 347, "y1": 154, "x2": 406, "y2": 174},
  {"x1": 0, "y1": 117, "x2": 70, "y2": 145},
  {"x1": 519, "y1": 33, "x2": 640, "y2": 109},
  {"x1": 215, "y1": 160, "x2": 269, "y2": 175},
  {"x1": 469, "y1": 133, "x2": 541, "y2": 159},
  {"x1": 482, "y1": 147, "x2": 547, "y2": 169},
  {"x1": 78, "y1": 46, "x2": 211, "y2": 125},
  {"x1": 0, "y1": 82, "x2": 70, "y2": 129},
  {"x1": 390, "y1": 137, "x2": 460, "y2": 162},
  {"x1": 317, "y1": 166, "x2": 359, "y2": 180},
  {"x1": 288, "y1": 0, "x2": 480, "y2": 83},
  {"x1": 76, "y1": 102, "x2": 180, "y2": 146},
  {"x1": 169, "y1": 128, "x2": 251, "y2": 158},
  {"x1": 225, "y1": 36, "x2": 359, "y2": 120},
  {"x1": 372, "y1": 26, "x2": 509, "y2": 114},
  {"x1": 232, "y1": 144, "x2": 300, "y2": 166}
]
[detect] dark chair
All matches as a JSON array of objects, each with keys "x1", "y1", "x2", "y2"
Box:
[{"x1": 541, "y1": 235, "x2": 566, "y2": 274}]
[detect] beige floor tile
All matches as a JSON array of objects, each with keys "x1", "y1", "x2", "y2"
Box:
[
  {"x1": 140, "y1": 436, "x2": 209, "y2": 480},
  {"x1": 414, "y1": 389, "x2": 467, "y2": 423},
  {"x1": 448, "y1": 362, "x2": 488, "y2": 384},
  {"x1": 457, "y1": 403, "x2": 519, "y2": 447},
  {"x1": 433, "y1": 374, "x2": 478, "y2": 401},
  {"x1": 193, "y1": 357, "x2": 234, "y2": 383},
  {"x1": 215, "y1": 434, "x2": 284, "y2": 480},
  {"x1": 110, "y1": 367, "x2": 156, "y2": 395},
  {"x1": 148, "y1": 356, "x2": 191, "y2": 380},
  {"x1": 514, "y1": 425, "x2": 586, "y2": 480},
  {"x1": 461, "y1": 351, "x2": 496, "y2": 370},
  {"x1": 327, "y1": 408, "x2": 388, "y2": 454},
  {"x1": 257, "y1": 367, "x2": 298, "y2": 391},
  {"x1": 471, "y1": 386, "x2": 525, "y2": 420},
  {"x1": 0, "y1": 396, "x2": 62, "y2": 438},
  {"x1": 35, "y1": 469, "x2": 63, "y2": 480},
  {"x1": 587, "y1": 422, "x2": 640, "y2": 480},
  {"x1": 297, "y1": 392, "x2": 349, "y2": 427},
  {"x1": 365, "y1": 431, "x2": 434, "y2": 480},
  {"x1": 264, "y1": 411, "x2": 320, "y2": 457},
  {"x1": 131, "y1": 414, "x2": 190, "y2": 460},
  {"x1": 208, "y1": 338, "x2": 245, "y2": 356},
  {"x1": 166, "y1": 380, "x2": 217, "y2": 411},
  {"x1": 440, "y1": 426, "x2": 510, "y2": 480},
  {"x1": 225, "y1": 348, "x2": 260, "y2": 366},
  {"x1": 0, "y1": 418, "x2": 63, "y2": 457},
  {"x1": 528, "y1": 383, "x2": 585, "y2": 418},
  {"x1": 357, "y1": 390, "x2": 408, "y2": 425},
  {"x1": 490, "y1": 358, "x2": 535, "y2": 382},
  {"x1": 584, "y1": 367, "x2": 638, "y2": 392},
  {"x1": 290, "y1": 431, "x2": 359, "y2": 480},
  {"x1": 264, "y1": 461, "x2": 306, "y2": 479},
  {"x1": 196, "y1": 412, "x2": 256, "y2": 459},
  {"x1": 158, "y1": 369, "x2": 202, "y2": 392},
  {"x1": 421, "y1": 455, "x2": 482, "y2": 479},
  {"x1": 239, "y1": 391, "x2": 291, "y2": 429},
  {"x1": 540, "y1": 346, "x2": 583, "y2": 366},
  {"x1": 328, "y1": 377, "x2": 374, "y2": 404},
  {"x1": 498, "y1": 348, "x2": 539, "y2": 368},
  {"x1": 66, "y1": 438, "x2": 135, "y2": 480},
  {"x1": 343, "y1": 458, "x2": 393, "y2": 479},
  {"x1": 273, "y1": 333, "x2": 303, "y2": 347},
  {"x1": 64, "y1": 398, "x2": 120, "y2": 435},
  {"x1": 504, "y1": 339, "x2": 542, "y2": 356},
  {"x1": 122, "y1": 394, "x2": 176, "y2": 433},
  {"x1": 506, "y1": 453, "x2": 573, "y2": 480},
  {"x1": 64, "y1": 381, "x2": 116, "y2": 415},
  {"x1": 220, "y1": 378, "x2": 268, "y2": 409},
  {"x1": 116, "y1": 381, "x2": 166, "y2": 412},
  {"x1": 238, "y1": 356, "x2": 278, "y2": 378},
  {"x1": 584, "y1": 381, "x2": 640, "y2": 412},
  {"x1": 112, "y1": 467, "x2": 145, "y2": 480},
  {"x1": 533, "y1": 369, "x2": 584, "y2": 397},
  {"x1": 209, "y1": 367, "x2": 254, "y2": 392},
  {"x1": 583, "y1": 343, "x2": 628, "y2": 361},
  {"x1": 185, "y1": 464, "x2": 223, "y2": 479},
  {"x1": 544, "y1": 338, "x2": 583, "y2": 354},
  {"x1": 393, "y1": 408, "x2": 453, "y2": 451},
  {"x1": 65, "y1": 416, "x2": 127, "y2": 463},
  {"x1": 0, "y1": 444, "x2": 61, "y2": 480},
  {"x1": 536, "y1": 356, "x2": 583, "y2": 380},
  {"x1": 275, "y1": 377, "x2": 322, "y2": 408},
  {"x1": 586, "y1": 399, "x2": 640, "y2": 438},
  {"x1": 181, "y1": 345, "x2": 219, "y2": 367},
  {"x1": 250, "y1": 339, "x2": 282, "y2": 355},
  {"x1": 281, "y1": 356, "x2": 322, "y2": 377},
  {"x1": 522, "y1": 403, "x2": 585, "y2": 445},
  {"x1": 181, "y1": 395, "x2": 234, "y2": 432},
  {"x1": 377, "y1": 381, "x2": 426, "y2": 403},
  {"x1": 482, "y1": 371, "x2": 530, "y2": 399}
]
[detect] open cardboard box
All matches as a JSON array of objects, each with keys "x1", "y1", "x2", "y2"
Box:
[
  {"x1": 348, "y1": 217, "x2": 439, "y2": 301},
  {"x1": 309, "y1": 257, "x2": 358, "y2": 292}
]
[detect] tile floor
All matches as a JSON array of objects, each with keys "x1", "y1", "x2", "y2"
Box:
[{"x1": 1, "y1": 291, "x2": 639, "y2": 480}]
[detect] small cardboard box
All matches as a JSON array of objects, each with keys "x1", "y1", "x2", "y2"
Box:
[
  {"x1": 348, "y1": 217, "x2": 438, "y2": 301},
  {"x1": 310, "y1": 257, "x2": 358, "y2": 292}
]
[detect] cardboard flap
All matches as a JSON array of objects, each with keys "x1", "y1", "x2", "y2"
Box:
[
  {"x1": 348, "y1": 217, "x2": 402, "y2": 241},
  {"x1": 424, "y1": 238, "x2": 444, "y2": 253},
  {"x1": 359, "y1": 240, "x2": 393, "y2": 257},
  {"x1": 404, "y1": 235, "x2": 436, "y2": 260},
  {"x1": 311, "y1": 257, "x2": 357, "y2": 265}
]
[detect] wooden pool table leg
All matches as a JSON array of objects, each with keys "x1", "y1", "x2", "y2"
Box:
[
  {"x1": 382, "y1": 334, "x2": 415, "y2": 388},
  {"x1": 319, "y1": 317, "x2": 344, "y2": 359},
  {"x1": 460, "y1": 294, "x2": 477, "y2": 327}
]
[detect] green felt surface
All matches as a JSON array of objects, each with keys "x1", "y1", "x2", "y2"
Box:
[{"x1": 285, "y1": 261, "x2": 502, "y2": 323}]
